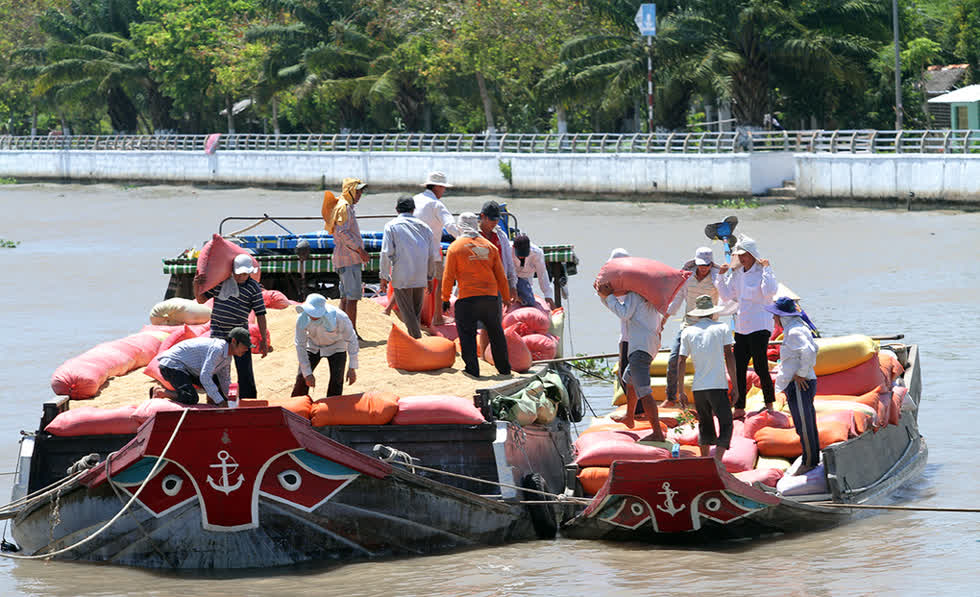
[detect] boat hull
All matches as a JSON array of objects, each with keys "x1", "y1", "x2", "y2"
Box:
[{"x1": 11, "y1": 408, "x2": 539, "y2": 569}]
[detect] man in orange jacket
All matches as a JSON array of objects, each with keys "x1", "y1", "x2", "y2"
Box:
[{"x1": 441, "y1": 212, "x2": 511, "y2": 378}]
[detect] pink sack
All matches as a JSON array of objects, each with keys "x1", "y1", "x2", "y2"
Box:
[
  {"x1": 262, "y1": 289, "x2": 291, "y2": 310},
  {"x1": 45, "y1": 405, "x2": 140, "y2": 437},
  {"x1": 815, "y1": 354, "x2": 888, "y2": 396},
  {"x1": 143, "y1": 326, "x2": 196, "y2": 390},
  {"x1": 522, "y1": 333, "x2": 558, "y2": 361},
  {"x1": 249, "y1": 323, "x2": 270, "y2": 354},
  {"x1": 51, "y1": 342, "x2": 140, "y2": 399},
  {"x1": 667, "y1": 417, "x2": 746, "y2": 446},
  {"x1": 196, "y1": 234, "x2": 260, "y2": 294},
  {"x1": 573, "y1": 430, "x2": 642, "y2": 456},
  {"x1": 742, "y1": 410, "x2": 793, "y2": 439},
  {"x1": 484, "y1": 325, "x2": 533, "y2": 372},
  {"x1": 713, "y1": 435, "x2": 758, "y2": 473},
  {"x1": 392, "y1": 396, "x2": 486, "y2": 425},
  {"x1": 131, "y1": 399, "x2": 214, "y2": 424},
  {"x1": 734, "y1": 467, "x2": 784, "y2": 487},
  {"x1": 502, "y1": 307, "x2": 550, "y2": 336},
  {"x1": 115, "y1": 332, "x2": 165, "y2": 367},
  {"x1": 595, "y1": 257, "x2": 691, "y2": 314},
  {"x1": 574, "y1": 440, "x2": 671, "y2": 467}
]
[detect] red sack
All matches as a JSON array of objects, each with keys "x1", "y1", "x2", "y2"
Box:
[
  {"x1": 392, "y1": 396, "x2": 486, "y2": 425},
  {"x1": 573, "y1": 430, "x2": 641, "y2": 456},
  {"x1": 815, "y1": 354, "x2": 888, "y2": 396},
  {"x1": 45, "y1": 405, "x2": 140, "y2": 437},
  {"x1": 484, "y1": 325, "x2": 533, "y2": 372},
  {"x1": 502, "y1": 307, "x2": 550, "y2": 336},
  {"x1": 578, "y1": 467, "x2": 610, "y2": 496},
  {"x1": 262, "y1": 289, "x2": 291, "y2": 310},
  {"x1": 196, "y1": 234, "x2": 260, "y2": 294},
  {"x1": 742, "y1": 410, "x2": 793, "y2": 439},
  {"x1": 734, "y1": 468, "x2": 784, "y2": 488},
  {"x1": 575, "y1": 440, "x2": 670, "y2": 467},
  {"x1": 595, "y1": 257, "x2": 690, "y2": 314},
  {"x1": 249, "y1": 323, "x2": 270, "y2": 354},
  {"x1": 143, "y1": 326, "x2": 197, "y2": 390},
  {"x1": 51, "y1": 342, "x2": 140, "y2": 399},
  {"x1": 522, "y1": 333, "x2": 558, "y2": 361}
]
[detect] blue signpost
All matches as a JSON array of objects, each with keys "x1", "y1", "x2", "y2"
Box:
[{"x1": 635, "y1": 4, "x2": 656, "y2": 132}]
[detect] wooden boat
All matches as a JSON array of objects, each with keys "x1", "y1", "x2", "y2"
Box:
[
  {"x1": 562, "y1": 342, "x2": 926, "y2": 542},
  {"x1": 10, "y1": 405, "x2": 573, "y2": 568},
  {"x1": 7, "y1": 208, "x2": 582, "y2": 568}
]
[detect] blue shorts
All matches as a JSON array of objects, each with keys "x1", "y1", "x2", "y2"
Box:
[{"x1": 337, "y1": 265, "x2": 363, "y2": 299}]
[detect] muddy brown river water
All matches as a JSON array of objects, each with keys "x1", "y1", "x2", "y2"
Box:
[{"x1": 0, "y1": 183, "x2": 977, "y2": 596}]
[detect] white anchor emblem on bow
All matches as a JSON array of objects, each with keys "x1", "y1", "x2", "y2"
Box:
[
  {"x1": 206, "y1": 450, "x2": 244, "y2": 495},
  {"x1": 656, "y1": 481, "x2": 686, "y2": 516}
]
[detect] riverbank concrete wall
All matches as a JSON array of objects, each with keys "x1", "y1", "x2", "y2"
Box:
[
  {"x1": 0, "y1": 149, "x2": 772, "y2": 196},
  {"x1": 794, "y1": 154, "x2": 980, "y2": 202},
  {"x1": 2, "y1": 149, "x2": 977, "y2": 204}
]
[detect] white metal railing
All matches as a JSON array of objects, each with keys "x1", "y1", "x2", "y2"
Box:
[{"x1": 1, "y1": 130, "x2": 979, "y2": 154}]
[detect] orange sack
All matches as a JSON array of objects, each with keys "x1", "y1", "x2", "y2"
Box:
[
  {"x1": 578, "y1": 467, "x2": 610, "y2": 496},
  {"x1": 755, "y1": 418, "x2": 851, "y2": 459},
  {"x1": 238, "y1": 395, "x2": 314, "y2": 419},
  {"x1": 484, "y1": 324, "x2": 533, "y2": 372},
  {"x1": 386, "y1": 324, "x2": 457, "y2": 371},
  {"x1": 310, "y1": 390, "x2": 400, "y2": 426}
]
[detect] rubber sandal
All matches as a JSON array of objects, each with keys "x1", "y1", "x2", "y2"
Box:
[{"x1": 636, "y1": 439, "x2": 673, "y2": 450}]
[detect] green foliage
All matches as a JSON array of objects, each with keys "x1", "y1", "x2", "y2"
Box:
[
  {"x1": 498, "y1": 159, "x2": 512, "y2": 186},
  {"x1": 570, "y1": 355, "x2": 616, "y2": 382},
  {"x1": 0, "y1": 177, "x2": 16, "y2": 184},
  {"x1": 0, "y1": 238, "x2": 21, "y2": 248},
  {"x1": 714, "y1": 197, "x2": 760, "y2": 209}
]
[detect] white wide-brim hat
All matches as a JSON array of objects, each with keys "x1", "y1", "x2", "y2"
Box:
[
  {"x1": 731, "y1": 235, "x2": 762, "y2": 260},
  {"x1": 687, "y1": 294, "x2": 725, "y2": 318},
  {"x1": 421, "y1": 171, "x2": 453, "y2": 187},
  {"x1": 296, "y1": 293, "x2": 329, "y2": 318}
]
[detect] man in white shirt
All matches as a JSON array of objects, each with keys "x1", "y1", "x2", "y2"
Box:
[
  {"x1": 511, "y1": 234, "x2": 555, "y2": 309},
  {"x1": 291, "y1": 294, "x2": 359, "y2": 398},
  {"x1": 380, "y1": 196, "x2": 438, "y2": 338},
  {"x1": 413, "y1": 171, "x2": 460, "y2": 326},
  {"x1": 674, "y1": 296, "x2": 739, "y2": 463},
  {"x1": 662, "y1": 246, "x2": 733, "y2": 407},
  {"x1": 717, "y1": 235, "x2": 779, "y2": 418},
  {"x1": 767, "y1": 296, "x2": 820, "y2": 473},
  {"x1": 596, "y1": 281, "x2": 667, "y2": 443}
]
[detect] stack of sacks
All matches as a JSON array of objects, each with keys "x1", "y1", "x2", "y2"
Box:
[
  {"x1": 51, "y1": 326, "x2": 181, "y2": 399},
  {"x1": 661, "y1": 419, "x2": 757, "y2": 473},
  {"x1": 813, "y1": 335, "x2": 886, "y2": 396},
  {"x1": 500, "y1": 306, "x2": 561, "y2": 364},
  {"x1": 574, "y1": 430, "x2": 679, "y2": 495}
]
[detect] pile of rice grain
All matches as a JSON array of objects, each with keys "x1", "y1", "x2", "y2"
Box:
[{"x1": 86, "y1": 298, "x2": 529, "y2": 409}]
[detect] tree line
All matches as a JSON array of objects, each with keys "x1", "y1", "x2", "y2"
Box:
[{"x1": 1, "y1": 0, "x2": 978, "y2": 136}]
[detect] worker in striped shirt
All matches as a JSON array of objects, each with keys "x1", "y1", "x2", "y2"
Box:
[{"x1": 194, "y1": 253, "x2": 269, "y2": 399}]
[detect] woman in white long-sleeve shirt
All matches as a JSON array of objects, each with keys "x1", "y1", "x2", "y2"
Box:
[
  {"x1": 716, "y1": 235, "x2": 778, "y2": 417},
  {"x1": 766, "y1": 297, "x2": 819, "y2": 472},
  {"x1": 291, "y1": 294, "x2": 359, "y2": 398}
]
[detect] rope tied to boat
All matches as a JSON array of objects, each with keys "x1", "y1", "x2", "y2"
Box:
[
  {"x1": 0, "y1": 409, "x2": 189, "y2": 560},
  {"x1": 374, "y1": 444, "x2": 591, "y2": 505}
]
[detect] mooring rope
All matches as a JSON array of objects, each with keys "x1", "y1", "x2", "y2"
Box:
[
  {"x1": 388, "y1": 459, "x2": 592, "y2": 505},
  {"x1": 813, "y1": 503, "x2": 980, "y2": 513},
  {"x1": 0, "y1": 409, "x2": 188, "y2": 560}
]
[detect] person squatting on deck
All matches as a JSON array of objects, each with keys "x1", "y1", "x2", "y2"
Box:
[
  {"x1": 152, "y1": 327, "x2": 252, "y2": 405},
  {"x1": 413, "y1": 171, "x2": 459, "y2": 327},
  {"x1": 511, "y1": 233, "x2": 556, "y2": 310},
  {"x1": 596, "y1": 275, "x2": 667, "y2": 443},
  {"x1": 478, "y1": 201, "x2": 518, "y2": 305},
  {"x1": 194, "y1": 253, "x2": 269, "y2": 399},
  {"x1": 717, "y1": 235, "x2": 779, "y2": 418},
  {"x1": 674, "y1": 295, "x2": 739, "y2": 463},
  {"x1": 324, "y1": 177, "x2": 371, "y2": 336},
  {"x1": 663, "y1": 246, "x2": 732, "y2": 408},
  {"x1": 291, "y1": 294, "x2": 359, "y2": 398},
  {"x1": 442, "y1": 213, "x2": 511, "y2": 378},
  {"x1": 767, "y1": 296, "x2": 820, "y2": 473},
  {"x1": 379, "y1": 196, "x2": 438, "y2": 339}
]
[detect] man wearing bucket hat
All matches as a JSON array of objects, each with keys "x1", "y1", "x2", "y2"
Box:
[
  {"x1": 767, "y1": 296, "x2": 820, "y2": 473},
  {"x1": 673, "y1": 295, "x2": 739, "y2": 463},
  {"x1": 152, "y1": 327, "x2": 252, "y2": 406},
  {"x1": 717, "y1": 234, "x2": 779, "y2": 418},
  {"x1": 414, "y1": 171, "x2": 460, "y2": 327},
  {"x1": 291, "y1": 293, "x2": 359, "y2": 398},
  {"x1": 662, "y1": 246, "x2": 733, "y2": 408},
  {"x1": 194, "y1": 252, "x2": 269, "y2": 399}
]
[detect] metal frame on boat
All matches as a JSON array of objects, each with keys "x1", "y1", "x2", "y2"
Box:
[{"x1": 562, "y1": 343, "x2": 926, "y2": 542}]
